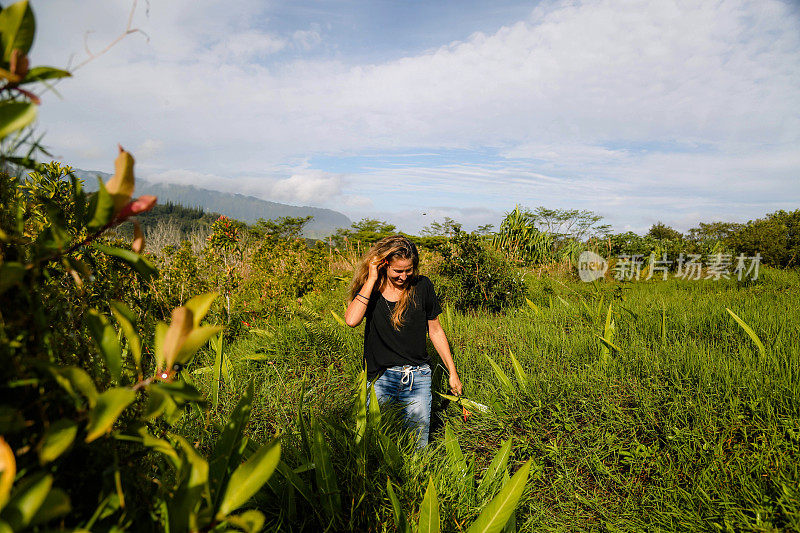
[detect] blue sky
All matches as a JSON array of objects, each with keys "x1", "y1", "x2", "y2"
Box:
[{"x1": 32, "y1": 0, "x2": 800, "y2": 234}]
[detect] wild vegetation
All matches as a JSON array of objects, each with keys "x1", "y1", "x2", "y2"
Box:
[{"x1": 1, "y1": 2, "x2": 799, "y2": 531}]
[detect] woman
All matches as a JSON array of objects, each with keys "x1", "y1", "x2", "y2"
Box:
[{"x1": 344, "y1": 235, "x2": 463, "y2": 448}]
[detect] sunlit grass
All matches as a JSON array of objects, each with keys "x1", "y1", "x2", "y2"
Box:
[{"x1": 180, "y1": 267, "x2": 800, "y2": 531}]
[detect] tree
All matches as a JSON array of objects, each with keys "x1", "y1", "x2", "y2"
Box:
[
  {"x1": 647, "y1": 221, "x2": 682, "y2": 241},
  {"x1": 686, "y1": 221, "x2": 742, "y2": 243},
  {"x1": 252, "y1": 215, "x2": 313, "y2": 240},
  {"x1": 528, "y1": 206, "x2": 611, "y2": 241},
  {"x1": 729, "y1": 210, "x2": 800, "y2": 268},
  {"x1": 420, "y1": 217, "x2": 461, "y2": 237},
  {"x1": 474, "y1": 223, "x2": 494, "y2": 235},
  {"x1": 330, "y1": 218, "x2": 397, "y2": 248}
]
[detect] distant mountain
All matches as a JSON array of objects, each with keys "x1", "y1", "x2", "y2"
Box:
[{"x1": 74, "y1": 169, "x2": 351, "y2": 239}]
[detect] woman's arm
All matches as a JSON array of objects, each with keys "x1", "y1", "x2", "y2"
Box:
[
  {"x1": 344, "y1": 259, "x2": 385, "y2": 327},
  {"x1": 428, "y1": 317, "x2": 463, "y2": 395}
]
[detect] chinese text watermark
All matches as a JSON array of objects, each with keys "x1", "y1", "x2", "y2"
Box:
[{"x1": 578, "y1": 252, "x2": 761, "y2": 282}]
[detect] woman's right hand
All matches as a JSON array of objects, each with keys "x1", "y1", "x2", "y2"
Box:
[{"x1": 368, "y1": 257, "x2": 386, "y2": 282}]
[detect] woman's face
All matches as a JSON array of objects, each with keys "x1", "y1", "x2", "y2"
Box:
[{"x1": 386, "y1": 256, "x2": 414, "y2": 288}]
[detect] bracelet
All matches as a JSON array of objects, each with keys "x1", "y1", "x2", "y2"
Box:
[
  {"x1": 356, "y1": 293, "x2": 370, "y2": 301},
  {"x1": 354, "y1": 297, "x2": 368, "y2": 306}
]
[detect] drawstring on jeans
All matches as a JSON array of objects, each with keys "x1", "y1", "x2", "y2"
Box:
[{"x1": 400, "y1": 367, "x2": 414, "y2": 391}]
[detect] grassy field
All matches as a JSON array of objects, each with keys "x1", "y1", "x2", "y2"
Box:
[{"x1": 179, "y1": 267, "x2": 800, "y2": 532}]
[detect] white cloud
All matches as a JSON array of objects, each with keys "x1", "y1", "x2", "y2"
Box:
[
  {"x1": 28, "y1": 0, "x2": 800, "y2": 232},
  {"x1": 134, "y1": 138, "x2": 164, "y2": 159},
  {"x1": 208, "y1": 31, "x2": 287, "y2": 61},
  {"x1": 292, "y1": 26, "x2": 322, "y2": 50},
  {"x1": 271, "y1": 170, "x2": 342, "y2": 203}
]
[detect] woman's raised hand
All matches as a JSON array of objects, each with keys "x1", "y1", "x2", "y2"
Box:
[{"x1": 368, "y1": 257, "x2": 386, "y2": 281}]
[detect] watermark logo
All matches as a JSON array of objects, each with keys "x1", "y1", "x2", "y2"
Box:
[
  {"x1": 577, "y1": 252, "x2": 761, "y2": 282},
  {"x1": 578, "y1": 250, "x2": 609, "y2": 282}
]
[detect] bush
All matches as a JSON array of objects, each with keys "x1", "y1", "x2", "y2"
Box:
[{"x1": 433, "y1": 230, "x2": 526, "y2": 312}]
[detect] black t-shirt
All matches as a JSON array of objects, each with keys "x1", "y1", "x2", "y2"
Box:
[{"x1": 363, "y1": 275, "x2": 442, "y2": 380}]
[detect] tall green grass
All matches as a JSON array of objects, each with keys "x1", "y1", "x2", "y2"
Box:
[{"x1": 181, "y1": 267, "x2": 800, "y2": 531}]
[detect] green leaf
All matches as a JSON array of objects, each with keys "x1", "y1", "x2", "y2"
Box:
[
  {"x1": 276, "y1": 461, "x2": 313, "y2": 505},
  {"x1": 21, "y1": 66, "x2": 71, "y2": 84},
  {"x1": 185, "y1": 292, "x2": 218, "y2": 327},
  {"x1": 726, "y1": 308, "x2": 766, "y2": 358},
  {"x1": 217, "y1": 436, "x2": 281, "y2": 517},
  {"x1": 501, "y1": 471, "x2": 516, "y2": 533},
  {"x1": 595, "y1": 335, "x2": 622, "y2": 354},
  {"x1": 418, "y1": 477, "x2": 440, "y2": 533},
  {"x1": 50, "y1": 366, "x2": 98, "y2": 409},
  {"x1": 484, "y1": 354, "x2": 515, "y2": 396},
  {"x1": 210, "y1": 333, "x2": 224, "y2": 410},
  {"x1": 143, "y1": 384, "x2": 170, "y2": 420},
  {"x1": 368, "y1": 381, "x2": 381, "y2": 428},
  {"x1": 0, "y1": 0, "x2": 34, "y2": 59},
  {"x1": 86, "y1": 310, "x2": 122, "y2": 382},
  {"x1": 118, "y1": 423, "x2": 181, "y2": 470},
  {"x1": 507, "y1": 349, "x2": 528, "y2": 392},
  {"x1": 0, "y1": 102, "x2": 35, "y2": 140},
  {"x1": 378, "y1": 430, "x2": 403, "y2": 474},
  {"x1": 386, "y1": 479, "x2": 410, "y2": 533},
  {"x1": 155, "y1": 380, "x2": 205, "y2": 403},
  {"x1": 330, "y1": 310, "x2": 346, "y2": 326},
  {"x1": 28, "y1": 488, "x2": 70, "y2": 526},
  {"x1": 444, "y1": 423, "x2": 467, "y2": 476},
  {"x1": 476, "y1": 438, "x2": 512, "y2": 499},
  {"x1": 170, "y1": 435, "x2": 210, "y2": 533},
  {"x1": 467, "y1": 459, "x2": 532, "y2": 533},
  {"x1": 39, "y1": 419, "x2": 78, "y2": 465},
  {"x1": 175, "y1": 325, "x2": 223, "y2": 365},
  {"x1": 437, "y1": 393, "x2": 489, "y2": 414},
  {"x1": 354, "y1": 368, "x2": 367, "y2": 444},
  {"x1": 110, "y1": 301, "x2": 142, "y2": 373},
  {"x1": 85, "y1": 388, "x2": 136, "y2": 442},
  {"x1": 599, "y1": 302, "x2": 616, "y2": 368},
  {"x1": 0, "y1": 262, "x2": 24, "y2": 295},
  {"x1": 210, "y1": 381, "x2": 253, "y2": 508},
  {"x1": 311, "y1": 420, "x2": 341, "y2": 520},
  {"x1": 93, "y1": 243, "x2": 158, "y2": 280},
  {"x1": 224, "y1": 509, "x2": 265, "y2": 533},
  {"x1": 153, "y1": 321, "x2": 168, "y2": 372},
  {"x1": 85, "y1": 178, "x2": 115, "y2": 231},
  {"x1": 0, "y1": 472, "x2": 52, "y2": 530}
]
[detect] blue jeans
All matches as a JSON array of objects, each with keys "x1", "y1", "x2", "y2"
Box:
[{"x1": 371, "y1": 364, "x2": 432, "y2": 448}]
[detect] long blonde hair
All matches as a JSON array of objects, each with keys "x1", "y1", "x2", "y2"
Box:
[{"x1": 349, "y1": 235, "x2": 420, "y2": 330}]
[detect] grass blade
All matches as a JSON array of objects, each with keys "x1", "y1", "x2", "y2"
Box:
[
  {"x1": 507, "y1": 349, "x2": 528, "y2": 392},
  {"x1": 354, "y1": 367, "x2": 367, "y2": 444},
  {"x1": 467, "y1": 459, "x2": 532, "y2": 533},
  {"x1": 217, "y1": 436, "x2": 281, "y2": 517},
  {"x1": 596, "y1": 335, "x2": 622, "y2": 354},
  {"x1": 311, "y1": 419, "x2": 341, "y2": 521},
  {"x1": 726, "y1": 308, "x2": 766, "y2": 358},
  {"x1": 484, "y1": 354, "x2": 515, "y2": 396},
  {"x1": 476, "y1": 438, "x2": 512, "y2": 499},
  {"x1": 387, "y1": 478, "x2": 410, "y2": 533},
  {"x1": 210, "y1": 332, "x2": 223, "y2": 410},
  {"x1": 444, "y1": 423, "x2": 467, "y2": 476}
]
